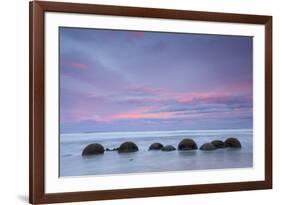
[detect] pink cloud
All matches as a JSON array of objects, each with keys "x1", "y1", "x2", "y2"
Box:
[
  {"x1": 61, "y1": 83, "x2": 252, "y2": 123},
  {"x1": 108, "y1": 107, "x2": 174, "y2": 121},
  {"x1": 217, "y1": 82, "x2": 252, "y2": 94},
  {"x1": 70, "y1": 62, "x2": 88, "y2": 69},
  {"x1": 174, "y1": 92, "x2": 216, "y2": 104},
  {"x1": 63, "y1": 60, "x2": 88, "y2": 70},
  {"x1": 128, "y1": 85, "x2": 231, "y2": 105},
  {"x1": 130, "y1": 84, "x2": 252, "y2": 107}
]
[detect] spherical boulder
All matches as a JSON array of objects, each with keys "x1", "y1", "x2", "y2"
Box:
[
  {"x1": 149, "y1": 143, "x2": 164, "y2": 150},
  {"x1": 211, "y1": 140, "x2": 225, "y2": 149},
  {"x1": 178, "y1": 138, "x2": 198, "y2": 150},
  {"x1": 82, "y1": 143, "x2": 105, "y2": 156},
  {"x1": 161, "y1": 145, "x2": 176, "y2": 151},
  {"x1": 224, "y1": 138, "x2": 242, "y2": 148},
  {"x1": 200, "y1": 143, "x2": 217, "y2": 151},
  {"x1": 118, "y1": 141, "x2": 139, "y2": 153}
]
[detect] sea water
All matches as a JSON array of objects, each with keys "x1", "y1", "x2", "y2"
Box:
[{"x1": 60, "y1": 129, "x2": 253, "y2": 177}]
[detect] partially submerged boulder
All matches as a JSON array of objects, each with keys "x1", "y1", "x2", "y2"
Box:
[
  {"x1": 225, "y1": 138, "x2": 242, "y2": 148},
  {"x1": 118, "y1": 141, "x2": 139, "y2": 153},
  {"x1": 178, "y1": 138, "x2": 198, "y2": 150},
  {"x1": 200, "y1": 143, "x2": 217, "y2": 151},
  {"x1": 82, "y1": 143, "x2": 105, "y2": 156},
  {"x1": 161, "y1": 145, "x2": 176, "y2": 151},
  {"x1": 211, "y1": 140, "x2": 226, "y2": 149},
  {"x1": 149, "y1": 143, "x2": 164, "y2": 150}
]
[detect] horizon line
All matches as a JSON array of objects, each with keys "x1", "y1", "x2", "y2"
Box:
[{"x1": 61, "y1": 128, "x2": 253, "y2": 135}]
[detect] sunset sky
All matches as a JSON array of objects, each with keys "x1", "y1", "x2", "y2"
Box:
[{"x1": 59, "y1": 27, "x2": 253, "y2": 133}]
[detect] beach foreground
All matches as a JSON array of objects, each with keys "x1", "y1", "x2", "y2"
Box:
[{"x1": 60, "y1": 129, "x2": 253, "y2": 177}]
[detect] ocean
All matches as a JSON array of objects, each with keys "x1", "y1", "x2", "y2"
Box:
[{"x1": 60, "y1": 129, "x2": 253, "y2": 177}]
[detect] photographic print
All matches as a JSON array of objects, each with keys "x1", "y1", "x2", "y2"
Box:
[
  {"x1": 30, "y1": 2, "x2": 272, "y2": 203},
  {"x1": 59, "y1": 27, "x2": 253, "y2": 177}
]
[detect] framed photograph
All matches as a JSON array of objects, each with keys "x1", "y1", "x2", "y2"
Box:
[{"x1": 29, "y1": 1, "x2": 272, "y2": 204}]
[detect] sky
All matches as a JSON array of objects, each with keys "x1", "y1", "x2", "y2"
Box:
[{"x1": 59, "y1": 27, "x2": 253, "y2": 133}]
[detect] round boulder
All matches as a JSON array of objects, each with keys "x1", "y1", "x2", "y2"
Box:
[
  {"x1": 82, "y1": 143, "x2": 105, "y2": 156},
  {"x1": 149, "y1": 143, "x2": 164, "y2": 150},
  {"x1": 200, "y1": 143, "x2": 217, "y2": 151},
  {"x1": 211, "y1": 140, "x2": 225, "y2": 149},
  {"x1": 161, "y1": 145, "x2": 176, "y2": 151},
  {"x1": 118, "y1": 141, "x2": 139, "y2": 153},
  {"x1": 225, "y1": 138, "x2": 242, "y2": 148},
  {"x1": 178, "y1": 138, "x2": 198, "y2": 150}
]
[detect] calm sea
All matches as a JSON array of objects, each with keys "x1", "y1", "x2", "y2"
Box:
[{"x1": 60, "y1": 129, "x2": 253, "y2": 177}]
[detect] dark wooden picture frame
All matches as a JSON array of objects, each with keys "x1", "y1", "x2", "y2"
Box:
[{"x1": 29, "y1": 1, "x2": 272, "y2": 204}]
